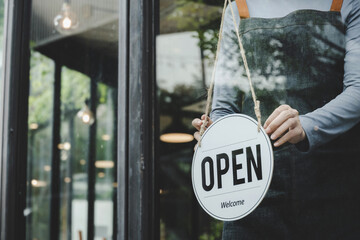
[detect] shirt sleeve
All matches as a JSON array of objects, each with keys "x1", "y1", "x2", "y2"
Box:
[
  {"x1": 299, "y1": 0, "x2": 360, "y2": 152},
  {"x1": 211, "y1": 2, "x2": 244, "y2": 122}
]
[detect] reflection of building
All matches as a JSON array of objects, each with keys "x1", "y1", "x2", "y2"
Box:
[{"x1": 0, "y1": 0, "x2": 223, "y2": 239}]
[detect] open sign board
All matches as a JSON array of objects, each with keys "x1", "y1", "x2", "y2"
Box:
[{"x1": 192, "y1": 114, "x2": 274, "y2": 221}]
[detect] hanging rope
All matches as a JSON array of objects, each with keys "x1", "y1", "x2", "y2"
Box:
[
  {"x1": 198, "y1": 0, "x2": 228, "y2": 147},
  {"x1": 199, "y1": 0, "x2": 261, "y2": 147},
  {"x1": 227, "y1": 0, "x2": 261, "y2": 131}
]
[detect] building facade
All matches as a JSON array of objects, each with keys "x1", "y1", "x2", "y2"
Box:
[{"x1": 0, "y1": 0, "x2": 222, "y2": 239}]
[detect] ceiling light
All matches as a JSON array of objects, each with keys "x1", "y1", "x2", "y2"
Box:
[
  {"x1": 44, "y1": 165, "x2": 51, "y2": 172},
  {"x1": 58, "y1": 142, "x2": 71, "y2": 150},
  {"x1": 77, "y1": 101, "x2": 95, "y2": 125},
  {"x1": 102, "y1": 134, "x2": 111, "y2": 141},
  {"x1": 95, "y1": 160, "x2": 114, "y2": 169},
  {"x1": 31, "y1": 179, "x2": 47, "y2": 187},
  {"x1": 98, "y1": 172, "x2": 105, "y2": 178},
  {"x1": 160, "y1": 133, "x2": 194, "y2": 143},
  {"x1": 29, "y1": 123, "x2": 39, "y2": 130},
  {"x1": 54, "y1": 2, "x2": 79, "y2": 34}
]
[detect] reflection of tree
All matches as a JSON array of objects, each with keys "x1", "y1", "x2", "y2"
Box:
[
  {"x1": 61, "y1": 67, "x2": 90, "y2": 118},
  {"x1": 216, "y1": 13, "x2": 345, "y2": 119},
  {"x1": 159, "y1": 84, "x2": 201, "y2": 115},
  {"x1": 158, "y1": 1, "x2": 225, "y2": 239},
  {"x1": 28, "y1": 52, "x2": 55, "y2": 128},
  {"x1": 159, "y1": 83, "x2": 224, "y2": 239},
  {"x1": 0, "y1": 0, "x2": 4, "y2": 73},
  {"x1": 28, "y1": 51, "x2": 117, "y2": 239},
  {"x1": 160, "y1": 0, "x2": 221, "y2": 34},
  {"x1": 28, "y1": 54, "x2": 111, "y2": 129}
]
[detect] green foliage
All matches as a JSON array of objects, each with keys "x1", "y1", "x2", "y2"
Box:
[
  {"x1": 28, "y1": 54, "x2": 92, "y2": 127},
  {"x1": 0, "y1": 0, "x2": 4, "y2": 36},
  {"x1": 28, "y1": 51, "x2": 55, "y2": 127},
  {"x1": 168, "y1": 2, "x2": 219, "y2": 30},
  {"x1": 98, "y1": 83, "x2": 108, "y2": 104},
  {"x1": 197, "y1": 29, "x2": 219, "y2": 64},
  {"x1": 61, "y1": 66, "x2": 90, "y2": 117},
  {"x1": 160, "y1": 0, "x2": 221, "y2": 34},
  {"x1": 199, "y1": 220, "x2": 223, "y2": 240}
]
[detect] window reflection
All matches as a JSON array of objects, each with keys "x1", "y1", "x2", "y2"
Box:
[
  {"x1": 27, "y1": 0, "x2": 118, "y2": 239},
  {"x1": 0, "y1": 0, "x2": 4, "y2": 84},
  {"x1": 59, "y1": 67, "x2": 90, "y2": 240},
  {"x1": 27, "y1": 52, "x2": 55, "y2": 240},
  {"x1": 157, "y1": 0, "x2": 224, "y2": 239}
]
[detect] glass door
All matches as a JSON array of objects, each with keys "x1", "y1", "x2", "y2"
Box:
[
  {"x1": 156, "y1": 0, "x2": 224, "y2": 239},
  {"x1": 26, "y1": 0, "x2": 119, "y2": 239}
]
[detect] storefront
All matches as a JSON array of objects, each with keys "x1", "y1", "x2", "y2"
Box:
[{"x1": 0, "y1": 0, "x2": 223, "y2": 239}]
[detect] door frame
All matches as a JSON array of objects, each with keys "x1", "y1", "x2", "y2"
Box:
[
  {"x1": 117, "y1": 0, "x2": 159, "y2": 239},
  {"x1": 0, "y1": 0, "x2": 159, "y2": 239},
  {"x1": 0, "y1": 0, "x2": 32, "y2": 239}
]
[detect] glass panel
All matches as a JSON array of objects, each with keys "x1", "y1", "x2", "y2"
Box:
[
  {"x1": 26, "y1": 0, "x2": 119, "y2": 239},
  {"x1": 0, "y1": 0, "x2": 3, "y2": 73},
  {"x1": 59, "y1": 67, "x2": 90, "y2": 240},
  {"x1": 0, "y1": 0, "x2": 4, "y2": 104},
  {"x1": 27, "y1": 51, "x2": 55, "y2": 240},
  {"x1": 157, "y1": 0, "x2": 223, "y2": 239},
  {"x1": 94, "y1": 83, "x2": 117, "y2": 240}
]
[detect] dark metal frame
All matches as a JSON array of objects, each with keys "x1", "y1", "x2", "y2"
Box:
[
  {"x1": 0, "y1": 0, "x2": 159, "y2": 239},
  {"x1": 117, "y1": 0, "x2": 129, "y2": 238},
  {"x1": 117, "y1": 0, "x2": 158, "y2": 239},
  {"x1": 50, "y1": 62, "x2": 62, "y2": 240},
  {"x1": 0, "y1": 0, "x2": 32, "y2": 239},
  {"x1": 87, "y1": 79, "x2": 98, "y2": 240}
]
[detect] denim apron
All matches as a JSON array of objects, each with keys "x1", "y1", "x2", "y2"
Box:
[{"x1": 222, "y1": 5, "x2": 360, "y2": 240}]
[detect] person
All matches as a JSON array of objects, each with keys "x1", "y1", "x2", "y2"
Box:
[{"x1": 192, "y1": 0, "x2": 360, "y2": 238}]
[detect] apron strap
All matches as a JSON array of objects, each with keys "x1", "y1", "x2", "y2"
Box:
[
  {"x1": 235, "y1": 0, "x2": 250, "y2": 19},
  {"x1": 236, "y1": 0, "x2": 343, "y2": 18},
  {"x1": 330, "y1": 0, "x2": 343, "y2": 12}
]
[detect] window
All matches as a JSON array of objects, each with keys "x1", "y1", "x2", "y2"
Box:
[
  {"x1": 157, "y1": 0, "x2": 224, "y2": 239},
  {"x1": 26, "y1": 1, "x2": 119, "y2": 239}
]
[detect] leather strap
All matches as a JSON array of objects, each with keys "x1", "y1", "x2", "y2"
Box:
[
  {"x1": 330, "y1": 0, "x2": 343, "y2": 12},
  {"x1": 235, "y1": 0, "x2": 250, "y2": 19},
  {"x1": 235, "y1": 0, "x2": 343, "y2": 18}
]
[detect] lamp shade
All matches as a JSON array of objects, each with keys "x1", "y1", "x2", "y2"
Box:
[{"x1": 160, "y1": 115, "x2": 194, "y2": 144}]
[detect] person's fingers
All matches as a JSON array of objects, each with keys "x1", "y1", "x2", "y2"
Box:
[
  {"x1": 192, "y1": 118, "x2": 202, "y2": 131},
  {"x1": 194, "y1": 131, "x2": 200, "y2": 141},
  {"x1": 192, "y1": 115, "x2": 214, "y2": 150},
  {"x1": 192, "y1": 115, "x2": 213, "y2": 131},
  {"x1": 194, "y1": 143, "x2": 198, "y2": 151},
  {"x1": 201, "y1": 114, "x2": 213, "y2": 127},
  {"x1": 266, "y1": 108, "x2": 298, "y2": 134},
  {"x1": 273, "y1": 130, "x2": 293, "y2": 147},
  {"x1": 208, "y1": 118, "x2": 213, "y2": 126},
  {"x1": 264, "y1": 105, "x2": 291, "y2": 130},
  {"x1": 288, "y1": 127, "x2": 305, "y2": 144},
  {"x1": 274, "y1": 126, "x2": 304, "y2": 147},
  {"x1": 270, "y1": 117, "x2": 297, "y2": 140},
  {"x1": 263, "y1": 104, "x2": 306, "y2": 147}
]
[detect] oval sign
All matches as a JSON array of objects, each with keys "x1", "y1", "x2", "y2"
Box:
[{"x1": 192, "y1": 114, "x2": 274, "y2": 221}]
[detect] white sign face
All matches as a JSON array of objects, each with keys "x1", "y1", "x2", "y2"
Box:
[{"x1": 192, "y1": 114, "x2": 274, "y2": 221}]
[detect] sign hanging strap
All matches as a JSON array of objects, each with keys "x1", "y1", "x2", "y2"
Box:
[{"x1": 199, "y1": 0, "x2": 262, "y2": 146}]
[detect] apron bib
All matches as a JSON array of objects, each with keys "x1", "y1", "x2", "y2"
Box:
[{"x1": 222, "y1": 1, "x2": 360, "y2": 239}]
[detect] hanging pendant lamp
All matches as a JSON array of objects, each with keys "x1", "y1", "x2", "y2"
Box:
[{"x1": 54, "y1": 0, "x2": 79, "y2": 34}]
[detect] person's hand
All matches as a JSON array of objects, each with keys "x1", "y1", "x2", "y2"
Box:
[
  {"x1": 263, "y1": 105, "x2": 306, "y2": 147},
  {"x1": 192, "y1": 114, "x2": 213, "y2": 150}
]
